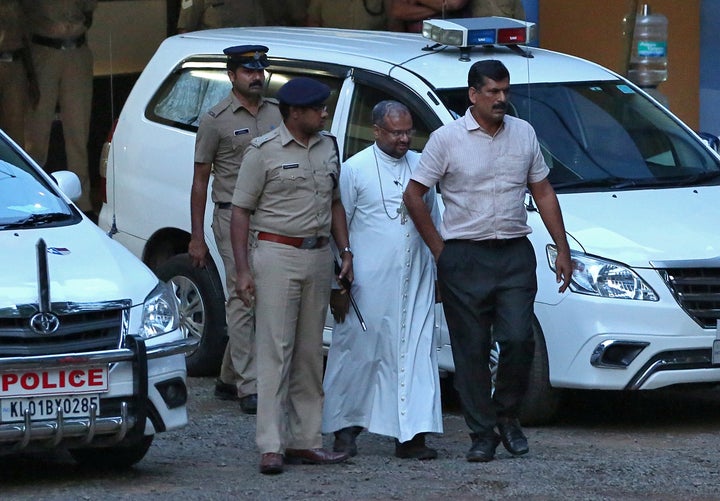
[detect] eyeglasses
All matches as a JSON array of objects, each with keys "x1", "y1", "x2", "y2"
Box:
[
  {"x1": 376, "y1": 125, "x2": 416, "y2": 139},
  {"x1": 309, "y1": 104, "x2": 328, "y2": 113}
]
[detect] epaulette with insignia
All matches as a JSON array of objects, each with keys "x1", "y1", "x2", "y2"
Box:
[
  {"x1": 207, "y1": 95, "x2": 233, "y2": 119},
  {"x1": 249, "y1": 129, "x2": 279, "y2": 148},
  {"x1": 263, "y1": 97, "x2": 279, "y2": 105}
]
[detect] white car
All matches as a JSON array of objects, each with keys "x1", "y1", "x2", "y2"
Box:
[
  {"x1": 0, "y1": 129, "x2": 197, "y2": 467},
  {"x1": 99, "y1": 19, "x2": 720, "y2": 424}
]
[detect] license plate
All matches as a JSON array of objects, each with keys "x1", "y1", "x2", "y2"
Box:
[{"x1": 1, "y1": 394, "x2": 100, "y2": 422}]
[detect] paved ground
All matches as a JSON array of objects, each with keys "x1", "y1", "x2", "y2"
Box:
[{"x1": 3, "y1": 377, "x2": 720, "y2": 500}]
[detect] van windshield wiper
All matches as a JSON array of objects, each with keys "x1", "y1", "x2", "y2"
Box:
[
  {"x1": 0, "y1": 212, "x2": 74, "y2": 229},
  {"x1": 552, "y1": 177, "x2": 637, "y2": 190}
]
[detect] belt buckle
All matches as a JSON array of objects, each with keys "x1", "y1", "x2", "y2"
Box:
[
  {"x1": 60, "y1": 40, "x2": 76, "y2": 50},
  {"x1": 0, "y1": 52, "x2": 13, "y2": 62},
  {"x1": 299, "y1": 237, "x2": 317, "y2": 249}
]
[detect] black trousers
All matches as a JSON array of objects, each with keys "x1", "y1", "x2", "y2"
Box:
[{"x1": 437, "y1": 237, "x2": 537, "y2": 437}]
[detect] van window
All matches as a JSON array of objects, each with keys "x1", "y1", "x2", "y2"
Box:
[
  {"x1": 344, "y1": 82, "x2": 433, "y2": 161},
  {"x1": 437, "y1": 81, "x2": 720, "y2": 191},
  {"x1": 146, "y1": 62, "x2": 342, "y2": 133}
]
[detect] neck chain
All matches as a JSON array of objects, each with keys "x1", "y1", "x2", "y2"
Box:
[{"x1": 373, "y1": 147, "x2": 411, "y2": 222}]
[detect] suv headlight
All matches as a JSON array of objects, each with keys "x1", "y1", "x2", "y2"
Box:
[
  {"x1": 139, "y1": 281, "x2": 180, "y2": 338},
  {"x1": 546, "y1": 245, "x2": 658, "y2": 301}
]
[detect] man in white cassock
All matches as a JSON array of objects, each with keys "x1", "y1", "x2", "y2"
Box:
[{"x1": 322, "y1": 100, "x2": 443, "y2": 459}]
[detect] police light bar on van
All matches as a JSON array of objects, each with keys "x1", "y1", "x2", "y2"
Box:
[{"x1": 422, "y1": 17, "x2": 537, "y2": 49}]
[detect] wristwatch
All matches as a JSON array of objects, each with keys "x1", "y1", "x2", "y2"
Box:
[{"x1": 340, "y1": 246, "x2": 353, "y2": 257}]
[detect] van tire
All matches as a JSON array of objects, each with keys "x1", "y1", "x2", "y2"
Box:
[
  {"x1": 156, "y1": 254, "x2": 227, "y2": 377},
  {"x1": 70, "y1": 435, "x2": 153, "y2": 469},
  {"x1": 519, "y1": 319, "x2": 562, "y2": 426}
]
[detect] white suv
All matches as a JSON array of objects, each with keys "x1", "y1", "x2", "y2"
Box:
[
  {"x1": 0, "y1": 129, "x2": 196, "y2": 467},
  {"x1": 99, "y1": 20, "x2": 720, "y2": 424}
]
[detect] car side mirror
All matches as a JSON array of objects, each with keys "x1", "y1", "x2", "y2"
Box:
[{"x1": 51, "y1": 170, "x2": 82, "y2": 201}]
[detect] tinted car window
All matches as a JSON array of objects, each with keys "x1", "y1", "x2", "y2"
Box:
[
  {"x1": 0, "y1": 136, "x2": 75, "y2": 229},
  {"x1": 437, "y1": 81, "x2": 720, "y2": 191}
]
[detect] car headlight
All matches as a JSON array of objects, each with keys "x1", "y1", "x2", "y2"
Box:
[
  {"x1": 546, "y1": 245, "x2": 659, "y2": 301},
  {"x1": 139, "y1": 281, "x2": 180, "y2": 338}
]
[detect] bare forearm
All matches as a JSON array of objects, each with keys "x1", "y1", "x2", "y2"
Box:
[
  {"x1": 190, "y1": 162, "x2": 211, "y2": 239},
  {"x1": 403, "y1": 181, "x2": 444, "y2": 260}
]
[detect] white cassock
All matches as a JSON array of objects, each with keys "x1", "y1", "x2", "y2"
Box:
[{"x1": 322, "y1": 143, "x2": 443, "y2": 442}]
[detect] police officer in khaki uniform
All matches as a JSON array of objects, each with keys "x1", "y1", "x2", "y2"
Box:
[
  {"x1": 0, "y1": 0, "x2": 37, "y2": 146},
  {"x1": 177, "y1": 0, "x2": 265, "y2": 33},
  {"x1": 306, "y1": 0, "x2": 391, "y2": 30},
  {"x1": 469, "y1": 0, "x2": 525, "y2": 19},
  {"x1": 22, "y1": 0, "x2": 97, "y2": 214},
  {"x1": 190, "y1": 45, "x2": 281, "y2": 414},
  {"x1": 230, "y1": 77, "x2": 353, "y2": 475}
]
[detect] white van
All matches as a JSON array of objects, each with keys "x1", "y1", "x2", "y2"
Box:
[
  {"x1": 0, "y1": 129, "x2": 196, "y2": 466},
  {"x1": 98, "y1": 19, "x2": 720, "y2": 423}
]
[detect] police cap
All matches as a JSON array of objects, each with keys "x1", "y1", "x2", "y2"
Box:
[
  {"x1": 223, "y1": 45, "x2": 269, "y2": 70},
  {"x1": 276, "y1": 77, "x2": 331, "y2": 107}
]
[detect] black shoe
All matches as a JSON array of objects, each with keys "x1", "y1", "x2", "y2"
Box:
[
  {"x1": 466, "y1": 433, "x2": 500, "y2": 462},
  {"x1": 394, "y1": 434, "x2": 438, "y2": 460},
  {"x1": 333, "y1": 426, "x2": 362, "y2": 457},
  {"x1": 497, "y1": 418, "x2": 529, "y2": 456},
  {"x1": 214, "y1": 379, "x2": 238, "y2": 401},
  {"x1": 240, "y1": 394, "x2": 258, "y2": 414}
]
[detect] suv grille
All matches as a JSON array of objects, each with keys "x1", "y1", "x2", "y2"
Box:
[
  {"x1": 659, "y1": 268, "x2": 720, "y2": 329},
  {"x1": 0, "y1": 302, "x2": 129, "y2": 356}
]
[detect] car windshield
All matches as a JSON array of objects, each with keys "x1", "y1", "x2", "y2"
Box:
[
  {"x1": 436, "y1": 80, "x2": 720, "y2": 192},
  {"x1": 0, "y1": 136, "x2": 74, "y2": 229}
]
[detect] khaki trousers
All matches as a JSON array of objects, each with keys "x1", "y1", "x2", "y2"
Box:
[
  {"x1": 212, "y1": 207, "x2": 257, "y2": 398},
  {"x1": 251, "y1": 239, "x2": 332, "y2": 453},
  {"x1": 0, "y1": 59, "x2": 28, "y2": 146},
  {"x1": 24, "y1": 43, "x2": 93, "y2": 211}
]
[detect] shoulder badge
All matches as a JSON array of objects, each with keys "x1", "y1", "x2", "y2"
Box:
[
  {"x1": 250, "y1": 129, "x2": 279, "y2": 148},
  {"x1": 207, "y1": 95, "x2": 232, "y2": 119}
]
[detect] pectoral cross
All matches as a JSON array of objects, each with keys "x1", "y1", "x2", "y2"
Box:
[{"x1": 398, "y1": 202, "x2": 408, "y2": 225}]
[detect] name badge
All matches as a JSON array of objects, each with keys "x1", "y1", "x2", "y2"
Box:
[
  {"x1": 234, "y1": 128, "x2": 250, "y2": 136},
  {"x1": 282, "y1": 163, "x2": 299, "y2": 169}
]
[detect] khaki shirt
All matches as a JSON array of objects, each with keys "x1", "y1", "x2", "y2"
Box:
[
  {"x1": 469, "y1": 0, "x2": 525, "y2": 19},
  {"x1": 232, "y1": 123, "x2": 340, "y2": 237},
  {"x1": 195, "y1": 92, "x2": 281, "y2": 204},
  {"x1": 307, "y1": 0, "x2": 387, "y2": 30},
  {"x1": 412, "y1": 108, "x2": 548, "y2": 242},
  {"x1": 0, "y1": 1, "x2": 25, "y2": 51},
  {"x1": 177, "y1": 0, "x2": 265, "y2": 31},
  {"x1": 22, "y1": 0, "x2": 97, "y2": 39}
]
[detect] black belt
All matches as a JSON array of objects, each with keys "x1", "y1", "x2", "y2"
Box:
[
  {"x1": 32, "y1": 34, "x2": 86, "y2": 50},
  {"x1": 0, "y1": 49, "x2": 23, "y2": 62},
  {"x1": 215, "y1": 202, "x2": 232, "y2": 210},
  {"x1": 445, "y1": 237, "x2": 525, "y2": 248},
  {"x1": 257, "y1": 232, "x2": 329, "y2": 250}
]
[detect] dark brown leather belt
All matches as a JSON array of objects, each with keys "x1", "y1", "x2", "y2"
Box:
[
  {"x1": 32, "y1": 34, "x2": 86, "y2": 50},
  {"x1": 257, "y1": 232, "x2": 329, "y2": 249},
  {"x1": 216, "y1": 202, "x2": 232, "y2": 210}
]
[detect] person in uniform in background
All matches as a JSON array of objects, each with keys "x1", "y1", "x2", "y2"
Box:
[
  {"x1": 403, "y1": 59, "x2": 571, "y2": 463},
  {"x1": 190, "y1": 45, "x2": 281, "y2": 414},
  {"x1": 22, "y1": 0, "x2": 97, "y2": 215},
  {"x1": 262, "y1": 0, "x2": 309, "y2": 26},
  {"x1": 177, "y1": 0, "x2": 265, "y2": 33},
  {"x1": 306, "y1": 0, "x2": 392, "y2": 30},
  {"x1": 0, "y1": 0, "x2": 37, "y2": 146},
  {"x1": 230, "y1": 77, "x2": 352, "y2": 475},
  {"x1": 389, "y1": 0, "x2": 468, "y2": 33},
  {"x1": 468, "y1": 0, "x2": 525, "y2": 19},
  {"x1": 322, "y1": 100, "x2": 443, "y2": 460}
]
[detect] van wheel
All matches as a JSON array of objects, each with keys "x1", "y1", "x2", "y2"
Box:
[
  {"x1": 70, "y1": 435, "x2": 153, "y2": 469},
  {"x1": 156, "y1": 254, "x2": 227, "y2": 377},
  {"x1": 518, "y1": 318, "x2": 562, "y2": 425}
]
